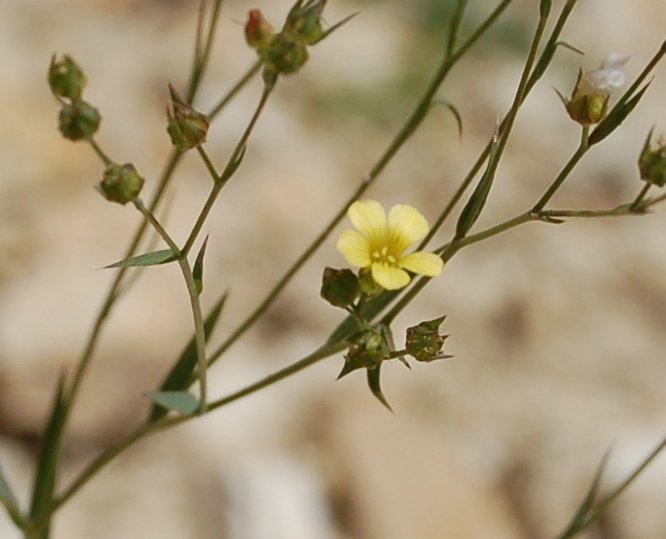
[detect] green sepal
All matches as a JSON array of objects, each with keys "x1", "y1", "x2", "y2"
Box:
[
  {"x1": 455, "y1": 132, "x2": 501, "y2": 239},
  {"x1": 29, "y1": 373, "x2": 69, "y2": 537},
  {"x1": 148, "y1": 292, "x2": 227, "y2": 422},
  {"x1": 555, "y1": 449, "x2": 610, "y2": 539},
  {"x1": 431, "y1": 99, "x2": 463, "y2": 139},
  {"x1": 589, "y1": 82, "x2": 651, "y2": 146},
  {"x1": 144, "y1": 390, "x2": 199, "y2": 416},
  {"x1": 105, "y1": 248, "x2": 177, "y2": 269},
  {"x1": 367, "y1": 364, "x2": 392, "y2": 412},
  {"x1": 193, "y1": 236, "x2": 209, "y2": 295},
  {"x1": 0, "y1": 465, "x2": 24, "y2": 529}
]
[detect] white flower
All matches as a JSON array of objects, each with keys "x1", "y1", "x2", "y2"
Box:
[{"x1": 577, "y1": 52, "x2": 630, "y2": 97}]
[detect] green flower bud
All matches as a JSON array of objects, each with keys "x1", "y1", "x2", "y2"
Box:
[
  {"x1": 321, "y1": 267, "x2": 360, "y2": 308},
  {"x1": 97, "y1": 163, "x2": 145, "y2": 205},
  {"x1": 343, "y1": 327, "x2": 390, "y2": 374},
  {"x1": 284, "y1": 0, "x2": 326, "y2": 45},
  {"x1": 58, "y1": 100, "x2": 101, "y2": 141},
  {"x1": 166, "y1": 85, "x2": 209, "y2": 151},
  {"x1": 48, "y1": 54, "x2": 86, "y2": 101},
  {"x1": 405, "y1": 316, "x2": 451, "y2": 363},
  {"x1": 638, "y1": 128, "x2": 666, "y2": 188},
  {"x1": 261, "y1": 33, "x2": 309, "y2": 76},
  {"x1": 245, "y1": 9, "x2": 274, "y2": 50}
]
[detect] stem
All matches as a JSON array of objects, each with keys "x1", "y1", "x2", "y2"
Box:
[
  {"x1": 186, "y1": 0, "x2": 224, "y2": 104},
  {"x1": 133, "y1": 199, "x2": 208, "y2": 411},
  {"x1": 88, "y1": 138, "x2": 112, "y2": 166},
  {"x1": 207, "y1": 61, "x2": 262, "y2": 118},
  {"x1": 183, "y1": 84, "x2": 274, "y2": 255},
  {"x1": 630, "y1": 183, "x2": 651, "y2": 210},
  {"x1": 446, "y1": 0, "x2": 469, "y2": 59}
]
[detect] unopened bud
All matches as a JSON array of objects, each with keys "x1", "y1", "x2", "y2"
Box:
[
  {"x1": 97, "y1": 163, "x2": 145, "y2": 205},
  {"x1": 285, "y1": 0, "x2": 326, "y2": 45},
  {"x1": 245, "y1": 9, "x2": 274, "y2": 50},
  {"x1": 58, "y1": 101, "x2": 101, "y2": 141},
  {"x1": 262, "y1": 33, "x2": 309, "y2": 76},
  {"x1": 405, "y1": 316, "x2": 451, "y2": 363},
  {"x1": 639, "y1": 128, "x2": 666, "y2": 188},
  {"x1": 344, "y1": 327, "x2": 390, "y2": 374},
  {"x1": 48, "y1": 54, "x2": 86, "y2": 101},
  {"x1": 321, "y1": 267, "x2": 360, "y2": 308},
  {"x1": 166, "y1": 85, "x2": 209, "y2": 151}
]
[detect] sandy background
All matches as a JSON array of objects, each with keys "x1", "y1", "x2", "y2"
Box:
[{"x1": 1, "y1": 0, "x2": 666, "y2": 538}]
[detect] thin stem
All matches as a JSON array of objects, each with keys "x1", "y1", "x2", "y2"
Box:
[
  {"x1": 186, "y1": 0, "x2": 225, "y2": 104},
  {"x1": 133, "y1": 199, "x2": 208, "y2": 411},
  {"x1": 446, "y1": 0, "x2": 469, "y2": 59},
  {"x1": 196, "y1": 145, "x2": 220, "y2": 183},
  {"x1": 206, "y1": 0, "x2": 514, "y2": 368},
  {"x1": 88, "y1": 138, "x2": 112, "y2": 166},
  {"x1": 207, "y1": 61, "x2": 262, "y2": 119},
  {"x1": 183, "y1": 84, "x2": 274, "y2": 255},
  {"x1": 630, "y1": 183, "x2": 652, "y2": 210}
]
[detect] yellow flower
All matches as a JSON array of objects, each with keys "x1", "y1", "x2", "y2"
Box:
[{"x1": 336, "y1": 199, "x2": 443, "y2": 290}]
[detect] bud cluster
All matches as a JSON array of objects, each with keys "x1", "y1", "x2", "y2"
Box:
[
  {"x1": 48, "y1": 55, "x2": 101, "y2": 141},
  {"x1": 244, "y1": 1, "x2": 354, "y2": 86}
]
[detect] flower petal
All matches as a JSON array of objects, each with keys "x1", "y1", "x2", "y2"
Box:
[
  {"x1": 387, "y1": 204, "x2": 430, "y2": 252},
  {"x1": 399, "y1": 251, "x2": 443, "y2": 277},
  {"x1": 337, "y1": 229, "x2": 371, "y2": 267},
  {"x1": 371, "y1": 263, "x2": 411, "y2": 290},
  {"x1": 348, "y1": 200, "x2": 386, "y2": 244}
]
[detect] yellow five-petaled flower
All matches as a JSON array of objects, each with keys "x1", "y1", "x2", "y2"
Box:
[{"x1": 336, "y1": 199, "x2": 444, "y2": 290}]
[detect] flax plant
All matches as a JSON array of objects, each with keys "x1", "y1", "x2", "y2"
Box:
[{"x1": 1, "y1": 0, "x2": 665, "y2": 537}]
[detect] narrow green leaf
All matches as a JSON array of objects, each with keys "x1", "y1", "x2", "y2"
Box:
[
  {"x1": 455, "y1": 131, "x2": 501, "y2": 239},
  {"x1": 193, "y1": 235, "x2": 209, "y2": 295},
  {"x1": 432, "y1": 99, "x2": 463, "y2": 139},
  {"x1": 148, "y1": 291, "x2": 227, "y2": 422},
  {"x1": 105, "y1": 248, "x2": 177, "y2": 269},
  {"x1": 29, "y1": 374, "x2": 69, "y2": 537},
  {"x1": 367, "y1": 364, "x2": 392, "y2": 412},
  {"x1": 590, "y1": 82, "x2": 651, "y2": 146},
  {"x1": 145, "y1": 391, "x2": 199, "y2": 416},
  {"x1": 0, "y1": 465, "x2": 24, "y2": 528},
  {"x1": 556, "y1": 449, "x2": 610, "y2": 539}
]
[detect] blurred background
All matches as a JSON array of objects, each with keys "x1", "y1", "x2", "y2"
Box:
[{"x1": 1, "y1": 0, "x2": 665, "y2": 537}]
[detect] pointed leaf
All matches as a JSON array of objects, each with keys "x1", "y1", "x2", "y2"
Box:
[
  {"x1": 148, "y1": 291, "x2": 227, "y2": 422},
  {"x1": 590, "y1": 82, "x2": 651, "y2": 146},
  {"x1": 0, "y1": 465, "x2": 24, "y2": 528},
  {"x1": 145, "y1": 391, "x2": 199, "y2": 416},
  {"x1": 432, "y1": 99, "x2": 463, "y2": 139},
  {"x1": 193, "y1": 236, "x2": 209, "y2": 295},
  {"x1": 105, "y1": 248, "x2": 177, "y2": 269},
  {"x1": 455, "y1": 130, "x2": 501, "y2": 239},
  {"x1": 556, "y1": 449, "x2": 610, "y2": 539},
  {"x1": 367, "y1": 364, "x2": 392, "y2": 412},
  {"x1": 318, "y1": 11, "x2": 359, "y2": 43},
  {"x1": 29, "y1": 374, "x2": 69, "y2": 536}
]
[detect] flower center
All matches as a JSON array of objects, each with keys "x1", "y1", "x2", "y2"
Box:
[{"x1": 371, "y1": 245, "x2": 397, "y2": 266}]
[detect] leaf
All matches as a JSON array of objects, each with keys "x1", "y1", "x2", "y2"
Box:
[
  {"x1": 144, "y1": 391, "x2": 199, "y2": 416},
  {"x1": 431, "y1": 99, "x2": 463, "y2": 139},
  {"x1": 367, "y1": 364, "x2": 392, "y2": 412},
  {"x1": 0, "y1": 465, "x2": 24, "y2": 528},
  {"x1": 105, "y1": 248, "x2": 177, "y2": 269},
  {"x1": 589, "y1": 82, "x2": 651, "y2": 146},
  {"x1": 193, "y1": 236, "x2": 209, "y2": 295},
  {"x1": 148, "y1": 291, "x2": 227, "y2": 422},
  {"x1": 29, "y1": 373, "x2": 69, "y2": 537},
  {"x1": 555, "y1": 449, "x2": 610, "y2": 539},
  {"x1": 455, "y1": 129, "x2": 501, "y2": 239}
]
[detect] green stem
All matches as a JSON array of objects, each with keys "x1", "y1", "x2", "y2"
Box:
[
  {"x1": 207, "y1": 61, "x2": 262, "y2": 118},
  {"x1": 186, "y1": 0, "x2": 224, "y2": 104},
  {"x1": 183, "y1": 84, "x2": 274, "y2": 255},
  {"x1": 133, "y1": 199, "x2": 208, "y2": 411},
  {"x1": 446, "y1": 0, "x2": 469, "y2": 59},
  {"x1": 630, "y1": 183, "x2": 652, "y2": 210},
  {"x1": 88, "y1": 138, "x2": 112, "y2": 166}
]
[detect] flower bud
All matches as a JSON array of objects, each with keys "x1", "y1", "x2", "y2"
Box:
[
  {"x1": 58, "y1": 100, "x2": 101, "y2": 141},
  {"x1": 261, "y1": 33, "x2": 309, "y2": 76},
  {"x1": 166, "y1": 85, "x2": 209, "y2": 151},
  {"x1": 284, "y1": 0, "x2": 326, "y2": 45},
  {"x1": 48, "y1": 54, "x2": 86, "y2": 101},
  {"x1": 558, "y1": 53, "x2": 629, "y2": 126},
  {"x1": 638, "y1": 128, "x2": 666, "y2": 188},
  {"x1": 405, "y1": 316, "x2": 451, "y2": 362},
  {"x1": 321, "y1": 267, "x2": 360, "y2": 308},
  {"x1": 97, "y1": 163, "x2": 145, "y2": 205},
  {"x1": 343, "y1": 327, "x2": 390, "y2": 375},
  {"x1": 245, "y1": 9, "x2": 273, "y2": 50}
]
